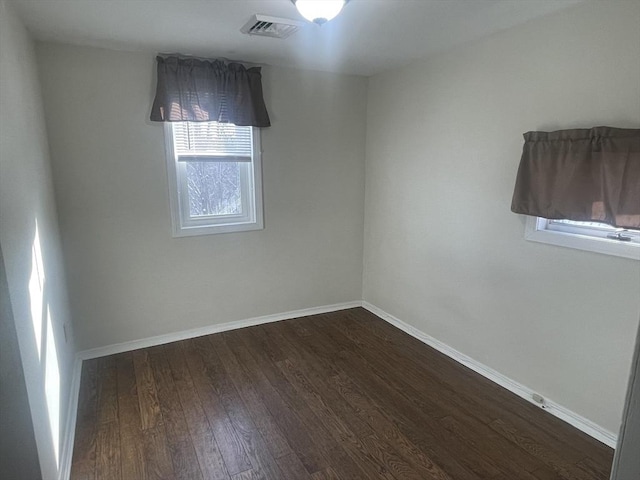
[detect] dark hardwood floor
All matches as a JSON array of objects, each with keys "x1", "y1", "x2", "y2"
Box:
[{"x1": 71, "y1": 307, "x2": 613, "y2": 479}]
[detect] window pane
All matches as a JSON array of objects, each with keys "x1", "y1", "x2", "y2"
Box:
[
  {"x1": 550, "y1": 219, "x2": 618, "y2": 230},
  {"x1": 545, "y1": 218, "x2": 640, "y2": 245},
  {"x1": 185, "y1": 162, "x2": 242, "y2": 216}
]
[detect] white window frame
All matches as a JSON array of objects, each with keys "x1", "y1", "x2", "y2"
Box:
[
  {"x1": 164, "y1": 123, "x2": 264, "y2": 237},
  {"x1": 525, "y1": 216, "x2": 640, "y2": 260}
]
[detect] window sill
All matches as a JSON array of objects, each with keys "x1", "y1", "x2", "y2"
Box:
[
  {"x1": 171, "y1": 220, "x2": 264, "y2": 238},
  {"x1": 525, "y1": 217, "x2": 640, "y2": 261}
]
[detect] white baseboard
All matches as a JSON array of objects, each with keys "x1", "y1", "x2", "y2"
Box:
[
  {"x1": 361, "y1": 301, "x2": 618, "y2": 449},
  {"x1": 77, "y1": 301, "x2": 362, "y2": 361},
  {"x1": 59, "y1": 356, "x2": 83, "y2": 480}
]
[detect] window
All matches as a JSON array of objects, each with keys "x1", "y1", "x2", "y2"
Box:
[
  {"x1": 164, "y1": 121, "x2": 263, "y2": 237},
  {"x1": 525, "y1": 217, "x2": 640, "y2": 260}
]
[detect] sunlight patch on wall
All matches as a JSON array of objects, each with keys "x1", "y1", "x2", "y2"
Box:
[
  {"x1": 28, "y1": 224, "x2": 45, "y2": 360},
  {"x1": 28, "y1": 220, "x2": 62, "y2": 468},
  {"x1": 45, "y1": 307, "x2": 61, "y2": 466}
]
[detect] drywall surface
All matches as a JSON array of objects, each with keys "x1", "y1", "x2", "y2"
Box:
[
  {"x1": 37, "y1": 43, "x2": 367, "y2": 351},
  {"x1": 0, "y1": 1, "x2": 76, "y2": 477},
  {"x1": 363, "y1": 0, "x2": 640, "y2": 434}
]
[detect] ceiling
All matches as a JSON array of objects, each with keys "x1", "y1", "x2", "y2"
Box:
[{"x1": 12, "y1": 0, "x2": 583, "y2": 76}]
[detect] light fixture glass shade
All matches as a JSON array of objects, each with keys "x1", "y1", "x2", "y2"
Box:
[{"x1": 294, "y1": 0, "x2": 346, "y2": 25}]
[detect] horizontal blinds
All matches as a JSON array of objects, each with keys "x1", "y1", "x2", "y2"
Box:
[{"x1": 173, "y1": 121, "x2": 252, "y2": 162}]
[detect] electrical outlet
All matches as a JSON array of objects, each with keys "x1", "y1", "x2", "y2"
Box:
[{"x1": 532, "y1": 393, "x2": 546, "y2": 407}]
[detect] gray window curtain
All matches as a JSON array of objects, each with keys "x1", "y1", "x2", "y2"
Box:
[
  {"x1": 150, "y1": 55, "x2": 271, "y2": 127},
  {"x1": 511, "y1": 127, "x2": 640, "y2": 229}
]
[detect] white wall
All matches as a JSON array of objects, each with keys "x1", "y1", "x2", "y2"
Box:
[
  {"x1": 36, "y1": 43, "x2": 367, "y2": 351},
  {"x1": 0, "y1": 1, "x2": 77, "y2": 477},
  {"x1": 363, "y1": 0, "x2": 640, "y2": 434}
]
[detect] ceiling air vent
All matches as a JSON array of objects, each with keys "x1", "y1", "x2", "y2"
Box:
[{"x1": 240, "y1": 14, "x2": 305, "y2": 39}]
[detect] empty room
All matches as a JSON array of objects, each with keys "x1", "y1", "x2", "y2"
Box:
[{"x1": 1, "y1": 0, "x2": 639, "y2": 479}]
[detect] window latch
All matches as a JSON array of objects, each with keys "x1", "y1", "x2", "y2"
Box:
[{"x1": 606, "y1": 232, "x2": 632, "y2": 242}]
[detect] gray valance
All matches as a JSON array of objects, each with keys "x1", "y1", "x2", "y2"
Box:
[
  {"x1": 511, "y1": 127, "x2": 640, "y2": 229},
  {"x1": 150, "y1": 55, "x2": 270, "y2": 127}
]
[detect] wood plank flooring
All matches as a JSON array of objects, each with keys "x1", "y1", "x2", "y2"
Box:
[{"x1": 71, "y1": 307, "x2": 614, "y2": 479}]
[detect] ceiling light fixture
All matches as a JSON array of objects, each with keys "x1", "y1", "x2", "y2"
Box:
[{"x1": 292, "y1": 0, "x2": 348, "y2": 25}]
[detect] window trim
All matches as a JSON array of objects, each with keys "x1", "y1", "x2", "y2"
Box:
[
  {"x1": 525, "y1": 216, "x2": 640, "y2": 261},
  {"x1": 164, "y1": 123, "x2": 264, "y2": 237}
]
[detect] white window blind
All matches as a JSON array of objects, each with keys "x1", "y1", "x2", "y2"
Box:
[{"x1": 173, "y1": 121, "x2": 253, "y2": 162}]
